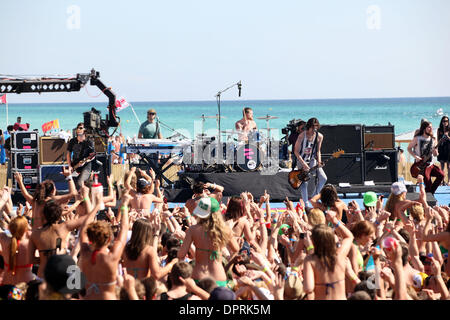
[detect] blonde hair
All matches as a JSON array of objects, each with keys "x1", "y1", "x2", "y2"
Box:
[
  {"x1": 8, "y1": 216, "x2": 29, "y2": 274},
  {"x1": 311, "y1": 224, "x2": 337, "y2": 272},
  {"x1": 198, "y1": 211, "x2": 231, "y2": 251},
  {"x1": 409, "y1": 204, "x2": 424, "y2": 222},
  {"x1": 385, "y1": 193, "x2": 405, "y2": 216},
  {"x1": 308, "y1": 208, "x2": 326, "y2": 226}
]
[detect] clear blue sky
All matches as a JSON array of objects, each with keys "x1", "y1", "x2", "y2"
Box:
[{"x1": 1, "y1": 0, "x2": 450, "y2": 103}]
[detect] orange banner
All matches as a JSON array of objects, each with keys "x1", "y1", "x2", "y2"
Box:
[{"x1": 42, "y1": 119, "x2": 60, "y2": 133}]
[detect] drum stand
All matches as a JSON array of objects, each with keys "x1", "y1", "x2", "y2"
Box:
[{"x1": 257, "y1": 114, "x2": 279, "y2": 170}]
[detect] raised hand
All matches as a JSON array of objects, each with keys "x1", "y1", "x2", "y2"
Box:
[{"x1": 61, "y1": 166, "x2": 72, "y2": 177}]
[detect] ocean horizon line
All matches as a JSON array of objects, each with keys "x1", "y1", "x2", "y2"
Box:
[{"x1": 5, "y1": 95, "x2": 450, "y2": 105}]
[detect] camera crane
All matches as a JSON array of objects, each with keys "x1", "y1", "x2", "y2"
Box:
[{"x1": 0, "y1": 68, "x2": 119, "y2": 130}]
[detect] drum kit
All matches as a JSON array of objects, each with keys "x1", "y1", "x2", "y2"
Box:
[{"x1": 185, "y1": 113, "x2": 288, "y2": 172}]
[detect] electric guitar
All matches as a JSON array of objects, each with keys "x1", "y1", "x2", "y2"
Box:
[
  {"x1": 410, "y1": 134, "x2": 449, "y2": 178},
  {"x1": 288, "y1": 149, "x2": 345, "y2": 189},
  {"x1": 71, "y1": 152, "x2": 96, "y2": 177}
]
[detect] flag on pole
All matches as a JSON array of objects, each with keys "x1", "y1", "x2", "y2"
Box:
[
  {"x1": 0, "y1": 94, "x2": 6, "y2": 104},
  {"x1": 115, "y1": 96, "x2": 130, "y2": 112}
]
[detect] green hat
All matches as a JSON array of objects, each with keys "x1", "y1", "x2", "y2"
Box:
[
  {"x1": 363, "y1": 191, "x2": 377, "y2": 207},
  {"x1": 193, "y1": 197, "x2": 220, "y2": 219},
  {"x1": 278, "y1": 224, "x2": 291, "y2": 236}
]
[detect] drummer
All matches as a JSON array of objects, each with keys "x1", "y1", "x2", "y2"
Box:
[{"x1": 235, "y1": 107, "x2": 258, "y2": 141}]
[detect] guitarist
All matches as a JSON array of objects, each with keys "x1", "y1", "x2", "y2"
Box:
[
  {"x1": 293, "y1": 117, "x2": 327, "y2": 208},
  {"x1": 67, "y1": 123, "x2": 95, "y2": 189},
  {"x1": 407, "y1": 120, "x2": 444, "y2": 194}
]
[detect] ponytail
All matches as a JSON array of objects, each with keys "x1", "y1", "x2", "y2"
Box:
[
  {"x1": 8, "y1": 216, "x2": 28, "y2": 275},
  {"x1": 9, "y1": 236, "x2": 18, "y2": 273}
]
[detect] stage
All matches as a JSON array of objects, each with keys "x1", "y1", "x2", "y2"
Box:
[{"x1": 164, "y1": 171, "x2": 435, "y2": 204}]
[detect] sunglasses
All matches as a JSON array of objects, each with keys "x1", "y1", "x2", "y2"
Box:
[
  {"x1": 148, "y1": 113, "x2": 156, "y2": 115},
  {"x1": 77, "y1": 127, "x2": 84, "y2": 130}
]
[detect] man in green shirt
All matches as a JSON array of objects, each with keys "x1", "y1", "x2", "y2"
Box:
[{"x1": 138, "y1": 108, "x2": 163, "y2": 139}]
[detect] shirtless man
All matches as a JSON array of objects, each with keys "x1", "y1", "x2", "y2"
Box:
[{"x1": 235, "y1": 107, "x2": 257, "y2": 141}]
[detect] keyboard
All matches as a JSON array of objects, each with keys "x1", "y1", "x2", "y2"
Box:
[{"x1": 124, "y1": 139, "x2": 191, "y2": 155}]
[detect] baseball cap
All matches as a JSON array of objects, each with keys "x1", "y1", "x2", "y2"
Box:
[
  {"x1": 208, "y1": 286, "x2": 236, "y2": 300},
  {"x1": 278, "y1": 224, "x2": 291, "y2": 236},
  {"x1": 44, "y1": 254, "x2": 85, "y2": 294},
  {"x1": 391, "y1": 181, "x2": 407, "y2": 196},
  {"x1": 363, "y1": 191, "x2": 378, "y2": 207},
  {"x1": 137, "y1": 178, "x2": 150, "y2": 190},
  {"x1": 193, "y1": 197, "x2": 220, "y2": 219}
]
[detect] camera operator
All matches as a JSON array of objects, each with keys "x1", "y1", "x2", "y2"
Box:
[{"x1": 287, "y1": 120, "x2": 305, "y2": 168}]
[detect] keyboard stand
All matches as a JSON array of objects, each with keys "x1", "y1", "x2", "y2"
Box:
[{"x1": 137, "y1": 151, "x2": 177, "y2": 187}]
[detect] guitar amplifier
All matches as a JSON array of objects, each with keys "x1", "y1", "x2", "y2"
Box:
[
  {"x1": 11, "y1": 131, "x2": 39, "y2": 151},
  {"x1": 40, "y1": 137, "x2": 67, "y2": 164},
  {"x1": 13, "y1": 152, "x2": 39, "y2": 170},
  {"x1": 12, "y1": 169, "x2": 39, "y2": 191},
  {"x1": 40, "y1": 165, "x2": 69, "y2": 192},
  {"x1": 321, "y1": 153, "x2": 364, "y2": 185},
  {"x1": 364, "y1": 149, "x2": 398, "y2": 184},
  {"x1": 363, "y1": 125, "x2": 395, "y2": 150}
]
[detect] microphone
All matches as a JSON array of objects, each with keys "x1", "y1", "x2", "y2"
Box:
[{"x1": 237, "y1": 81, "x2": 242, "y2": 97}]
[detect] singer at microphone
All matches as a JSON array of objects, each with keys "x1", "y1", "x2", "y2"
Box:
[{"x1": 138, "y1": 108, "x2": 163, "y2": 139}]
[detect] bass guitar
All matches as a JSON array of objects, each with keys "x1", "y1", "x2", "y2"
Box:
[
  {"x1": 288, "y1": 149, "x2": 345, "y2": 189},
  {"x1": 410, "y1": 135, "x2": 449, "y2": 178}
]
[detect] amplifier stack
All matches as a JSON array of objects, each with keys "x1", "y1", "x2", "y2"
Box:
[
  {"x1": 318, "y1": 124, "x2": 397, "y2": 185},
  {"x1": 11, "y1": 133, "x2": 69, "y2": 192},
  {"x1": 11, "y1": 131, "x2": 40, "y2": 191}
]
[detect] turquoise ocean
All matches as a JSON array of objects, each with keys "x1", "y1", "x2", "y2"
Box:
[{"x1": 2, "y1": 97, "x2": 450, "y2": 141}]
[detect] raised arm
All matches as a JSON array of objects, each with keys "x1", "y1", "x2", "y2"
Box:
[
  {"x1": 110, "y1": 193, "x2": 132, "y2": 260},
  {"x1": 52, "y1": 167, "x2": 77, "y2": 204},
  {"x1": 13, "y1": 172, "x2": 34, "y2": 203}
]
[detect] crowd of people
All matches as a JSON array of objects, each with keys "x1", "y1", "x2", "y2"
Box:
[
  {"x1": 0, "y1": 165, "x2": 448, "y2": 300},
  {"x1": 0, "y1": 112, "x2": 448, "y2": 301}
]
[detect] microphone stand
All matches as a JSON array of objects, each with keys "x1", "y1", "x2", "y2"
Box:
[
  {"x1": 215, "y1": 81, "x2": 241, "y2": 145},
  {"x1": 156, "y1": 117, "x2": 189, "y2": 140}
]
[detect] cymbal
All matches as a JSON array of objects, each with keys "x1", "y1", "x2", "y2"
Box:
[
  {"x1": 260, "y1": 128, "x2": 277, "y2": 131},
  {"x1": 257, "y1": 115, "x2": 278, "y2": 120},
  {"x1": 220, "y1": 130, "x2": 244, "y2": 134},
  {"x1": 200, "y1": 115, "x2": 226, "y2": 119}
]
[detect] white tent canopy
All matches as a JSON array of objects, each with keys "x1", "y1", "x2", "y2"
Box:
[{"x1": 395, "y1": 130, "x2": 415, "y2": 143}]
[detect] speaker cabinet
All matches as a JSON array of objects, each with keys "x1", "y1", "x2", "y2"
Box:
[
  {"x1": 321, "y1": 153, "x2": 363, "y2": 185},
  {"x1": 319, "y1": 125, "x2": 362, "y2": 154},
  {"x1": 39, "y1": 137, "x2": 68, "y2": 164},
  {"x1": 40, "y1": 165, "x2": 69, "y2": 192},
  {"x1": 363, "y1": 125, "x2": 395, "y2": 150},
  {"x1": 364, "y1": 149, "x2": 398, "y2": 184}
]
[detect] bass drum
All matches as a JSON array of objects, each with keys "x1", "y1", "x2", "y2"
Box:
[{"x1": 235, "y1": 143, "x2": 264, "y2": 172}]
